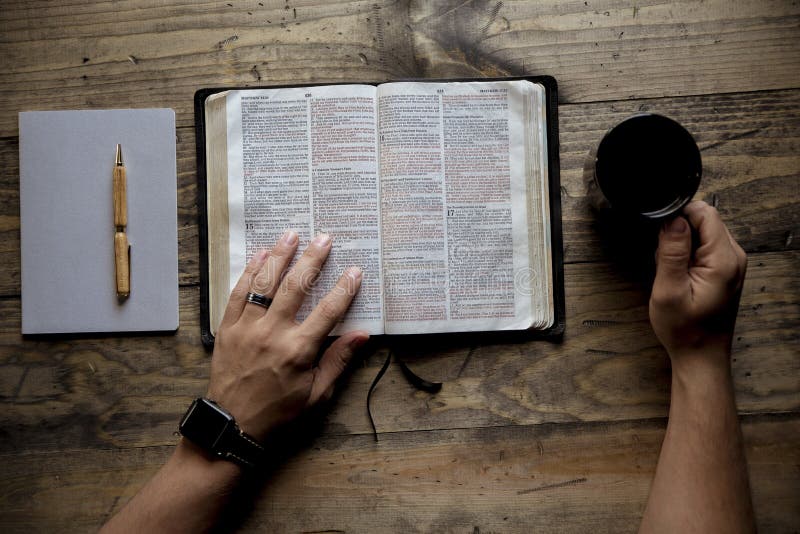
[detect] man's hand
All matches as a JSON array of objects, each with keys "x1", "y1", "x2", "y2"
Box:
[
  {"x1": 208, "y1": 230, "x2": 369, "y2": 442},
  {"x1": 641, "y1": 200, "x2": 755, "y2": 534},
  {"x1": 649, "y1": 201, "x2": 747, "y2": 366},
  {"x1": 101, "y1": 231, "x2": 367, "y2": 534}
]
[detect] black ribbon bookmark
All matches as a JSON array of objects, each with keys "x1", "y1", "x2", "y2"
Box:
[
  {"x1": 397, "y1": 358, "x2": 443, "y2": 394},
  {"x1": 366, "y1": 350, "x2": 443, "y2": 442},
  {"x1": 366, "y1": 351, "x2": 392, "y2": 442}
]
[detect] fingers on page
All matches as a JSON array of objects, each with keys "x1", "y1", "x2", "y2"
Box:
[
  {"x1": 270, "y1": 233, "x2": 333, "y2": 318},
  {"x1": 221, "y1": 248, "x2": 269, "y2": 329},
  {"x1": 240, "y1": 231, "x2": 299, "y2": 322},
  {"x1": 251, "y1": 230, "x2": 298, "y2": 297},
  {"x1": 302, "y1": 267, "x2": 363, "y2": 339}
]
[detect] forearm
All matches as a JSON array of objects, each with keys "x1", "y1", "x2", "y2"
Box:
[
  {"x1": 640, "y1": 351, "x2": 755, "y2": 533},
  {"x1": 100, "y1": 439, "x2": 243, "y2": 534}
]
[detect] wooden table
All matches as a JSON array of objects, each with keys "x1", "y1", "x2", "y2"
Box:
[{"x1": 1, "y1": 1, "x2": 798, "y2": 532}]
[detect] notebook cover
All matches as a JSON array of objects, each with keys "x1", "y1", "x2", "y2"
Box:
[
  {"x1": 19, "y1": 109, "x2": 179, "y2": 335},
  {"x1": 194, "y1": 77, "x2": 565, "y2": 347}
]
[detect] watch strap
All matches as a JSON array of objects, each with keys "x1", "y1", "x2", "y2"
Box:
[{"x1": 217, "y1": 426, "x2": 265, "y2": 469}]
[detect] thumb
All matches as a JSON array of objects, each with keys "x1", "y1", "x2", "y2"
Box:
[
  {"x1": 653, "y1": 217, "x2": 692, "y2": 300},
  {"x1": 309, "y1": 331, "x2": 369, "y2": 405}
]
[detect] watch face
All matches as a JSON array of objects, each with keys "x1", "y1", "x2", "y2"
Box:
[{"x1": 179, "y1": 398, "x2": 234, "y2": 451}]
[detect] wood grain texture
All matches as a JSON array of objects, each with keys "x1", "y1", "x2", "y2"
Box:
[
  {"x1": 1, "y1": 414, "x2": 797, "y2": 533},
  {"x1": 1, "y1": 250, "x2": 795, "y2": 453},
  {"x1": 113, "y1": 232, "x2": 130, "y2": 297},
  {"x1": 0, "y1": 1, "x2": 418, "y2": 137},
  {"x1": 1, "y1": 0, "x2": 799, "y2": 136},
  {"x1": 560, "y1": 89, "x2": 800, "y2": 263},
  {"x1": 1, "y1": 89, "x2": 798, "y2": 296},
  {"x1": 2, "y1": 1, "x2": 799, "y2": 530}
]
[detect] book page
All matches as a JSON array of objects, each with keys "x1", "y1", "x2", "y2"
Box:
[
  {"x1": 377, "y1": 80, "x2": 551, "y2": 334},
  {"x1": 223, "y1": 85, "x2": 384, "y2": 335}
]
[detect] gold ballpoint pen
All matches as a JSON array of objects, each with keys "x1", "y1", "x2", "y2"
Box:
[{"x1": 113, "y1": 144, "x2": 130, "y2": 299}]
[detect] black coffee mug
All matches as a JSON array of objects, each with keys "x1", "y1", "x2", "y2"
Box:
[{"x1": 590, "y1": 113, "x2": 702, "y2": 219}]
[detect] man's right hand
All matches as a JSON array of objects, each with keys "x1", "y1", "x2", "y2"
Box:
[
  {"x1": 649, "y1": 201, "x2": 748, "y2": 369},
  {"x1": 642, "y1": 205, "x2": 756, "y2": 534}
]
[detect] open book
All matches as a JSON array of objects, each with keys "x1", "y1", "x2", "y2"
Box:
[{"x1": 196, "y1": 78, "x2": 563, "y2": 343}]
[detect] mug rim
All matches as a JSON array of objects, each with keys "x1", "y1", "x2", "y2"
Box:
[{"x1": 594, "y1": 112, "x2": 702, "y2": 219}]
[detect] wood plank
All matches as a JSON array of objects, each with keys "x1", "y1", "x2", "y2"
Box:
[
  {"x1": 2, "y1": 88, "x2": 797, "y2": 296},
  {"x1": 409, "y1": 0, "x2": 800, "y2": 101},
  {"x1": 0, "y1": 250, "x2": 795, "y2": 453},
  {"x1": 0, "y1": 1, "x2": 418, "y2": 137},
  {"x1": 1, "y1": 1, "x2": 799, "y2": 137},
  {"x1": 1, "y1": 414, "x2": 797, "y2": 533}
]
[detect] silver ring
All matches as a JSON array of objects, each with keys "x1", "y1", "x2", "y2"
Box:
[{"x1": 246, "y1": 292, "x2": 272, "y2": 309}]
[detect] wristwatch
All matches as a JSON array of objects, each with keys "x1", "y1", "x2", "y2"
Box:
[{"x1": 178, "y1": 397, "x2": 265, "y2": 469}]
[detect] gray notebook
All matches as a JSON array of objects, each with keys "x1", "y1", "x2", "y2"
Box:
[{"x1": 19, "y1": 109, "x2": 179, "y2": 334}]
